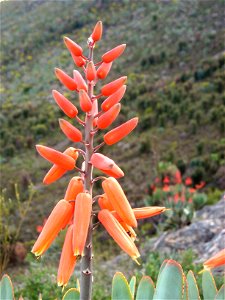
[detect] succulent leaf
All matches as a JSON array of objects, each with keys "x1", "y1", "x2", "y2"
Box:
[
  {"x1": 0, "y1": 274, "x2": 14, "y2": 300},
  {"x1": 136, "y1": 276, "x2": 155, "y2": 300},
  {"x1": 62, "y1": 288, "x2": 80, "y2": 300},
  {"x1": 129, "y1": 276, "x2": 136, "y2": 298},
  {"x1": 182, "y1": 274, "x2": 188, "y2": 300},
  {"x1": 112, "y1": 272, "x2": 133, "y2": 300},
  {"x1": 214, "y1": 284, "x2": 225, "y2": 300},
  {"x1": 187, "y1": 270, "x2": 200, "y2": 300},
  {"x1": 153, "y1": 260, "x2": 183, "y2": 300},
  {"x1": 202, "y1": 270, "x2": 218, "y2": 300}
]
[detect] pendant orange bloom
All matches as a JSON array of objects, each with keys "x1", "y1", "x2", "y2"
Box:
[
  {"x1": 32, "y1": 200, "x2": 73, "y2": 257},
  {"x1": 86, "y1": 61, "x2": 96, "y2": 81},
  {"x1": 203, "y1": 249, "x2": 225, "y2": 270},
  {"x1": 90, "y1": 153, "x2": 124, "y2": 178},
  {"x1": 98, "y1": 209, "x2": 140, "y2": 262},
  {"x1": 57, "y1": 225, "x2": 77, "y2": 287},
  {"x1": 43, "y1": 147, "x2": 78, "y2": 185},
  {"x1": 98, "y1": 194, "x2": 114, "y2": 211},
  {"x1": 73, "y1": 193, "x2": 92, "y2": 256},
  {"x1": 36, "y1": 145, "x2": 75, "y2": 170},
  {"x1": 79, "y1": 90, "x2": 92, "y2": 112},
  {"x1": 102, "y1": 177, "x2": 137, "y2": 227}
]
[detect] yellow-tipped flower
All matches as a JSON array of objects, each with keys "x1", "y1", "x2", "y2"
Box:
[
  {"x1": 57, "y1": 225, "x2": 77, "y2": 287},
  {"x1": 73, "y1": 193, "x2": 92, "y2": 256},
  {"x1": 32, "y1": 200, "x2": 73, "y2": 257},
  {"x1": 203, "y1": 248, "x2": 225, "y2": 270},
  {"x1": 102, "y1": 177, "x2": 137, "y2": 227},
  {"x1": 98, "y1": 209, "x2": 140, "y2": 262}
]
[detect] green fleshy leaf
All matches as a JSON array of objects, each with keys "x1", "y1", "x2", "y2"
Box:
[
  {"x1": 182, "y1": 274, "x2": 188, "y2": 300},
  {"x1": 153, "y1": 260, "x2": 183, "y2": 300},
  {"x1": 187, "y1": 270, "x2": 200, "y2": 300},
  {"x1": 202, "y1": 270, "x2": 217, "y2": 300},
  {"x1": 112, "y1": 272, "x2": 133, "y2": 300},
  {"x1": 129, "y1": 276, "x2": 136, "y2": 298},
  {"x1": 136, "y1": 276, "x2": 154, "y2": 300},
  {"x1": 0, "y1": 274, "x2": 14, "y2": 300},
  {"x1": 62, "y1": 288, "x2": 80, "y2": 300},
  {"x1": 214, "y1": 284, "x2": 225, "y2": 300}
]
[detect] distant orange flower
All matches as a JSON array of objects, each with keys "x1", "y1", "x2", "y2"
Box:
[
  {"x1": 174, "y1": 170, "x2": 182, "y2": 184},
  {"x1": 32, "y1": 200, "x2": 73, "y2": 257},
  {"x1": 163, "y1": 176, "x2": 170, "y2": 184},
  {"x1": 98, "y1": 209, "x2": 140, "y2": 262},
  {"x1": 203, "y1": 249, "x2": 225, "y2": 270},
  {"x1": 185, "y1": 177, "x2": 192, "y2": 186},
  {"x1": 195, "y1": 181, "x2": 205, "y2": 189},
  {"x1": 162, "y1": 185, "x2": 170, "y2": 192},
  {"x1": 57, "y1": 225, "x2": 77, "y2": 287},
  {"x1": 36, "y1": 218, "x2": 47, "y2": 233}
]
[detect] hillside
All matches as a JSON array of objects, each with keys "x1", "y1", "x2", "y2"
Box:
[{"x1": 1, "y1": 0, "x2": 225, "y2": 237}]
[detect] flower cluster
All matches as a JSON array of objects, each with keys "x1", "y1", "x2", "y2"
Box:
[{"x1": 31, "y1": 21, "x2": 167, "y2": 288}]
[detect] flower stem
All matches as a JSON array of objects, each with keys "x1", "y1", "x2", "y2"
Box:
[{"x1": 80, "y1": 46, "x2": 94, "y2": 300}]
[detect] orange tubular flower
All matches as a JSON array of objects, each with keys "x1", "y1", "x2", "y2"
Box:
[
  {"x1": 64, "y1": 37, "x2": 83, "y2": 57},
  {"x1": 52, "y1": 90, "x2": 78, "y2": 118},
  {"x1": 97, "y1": 103, "x2": 121, "y2": 129},
  {"x1": 98, "y1": 209, "x2": 140, "y2": 262},
  {"x1": 43, "y1": 147, "x2": 78, "y2": 185},
  {"x1": 98, "y1": 194, "x2": 114, "y2": 211},
  {"x1": 104, "y1": 117, "x2": 138, "y2": 145},
  {"x1": 203, "y1": 249, "x2": 225, "y2": 270},
  {"x1": 102, "y1": 177, "x2": 137, "y2": 227},
  {"x1": 36, "y1": 145, "x2": 75, "y2": 170},
  {"x1": 90, "y1": 153, "x2": 124, "y2": 178},
  {"x1": 91, "y1": 21, "x2": 103, "y2": 42},
  {"x1": 73, "y1": 193, "x2": 92, "y2": 256},
  {"x1": 32, "y1": 200, "x2": 73, "y2": 257},
  {"x1": 101, "y1": 85, "x2": 126, "y2": 111},
  {"x1": 59, "y1": 119, "x2": 83, "y2": 142},
  {"x1": 71, "y1": 53, "x2": 85, "y2": 68},
  {"x1": 133, "y1": 206, "x2": 166, "y2": 219},
  {"x1": 64, "y1": 176, "x2": 84, "y2": 207},
  {"x1": 86, "y1": 61, "x2": 96, "y2": 81},
  {"x1": 120, "y1": 221, "x2": 137, "y2": 241},
  {"x1": 55, "y1": 68, "x2": 77, "y2": 91},
  {"x1": 101, "y1": 76, "x2": 127, "y2": 96},
  {"x1": 57, "y1": 225, "x2": 77, "y2": 287},
  {"x1": 79, "y1": 89, "x2": 92, "y2": 112},
  {"x1": 97, "y1": 62, "x2": 112, "y2": 80},
  {"x1": 102, "y1": 44, "x2": 126, "y2": 63},
  {"x1": 73, "y1": 70, "x2": 88, "y2": 92}
]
